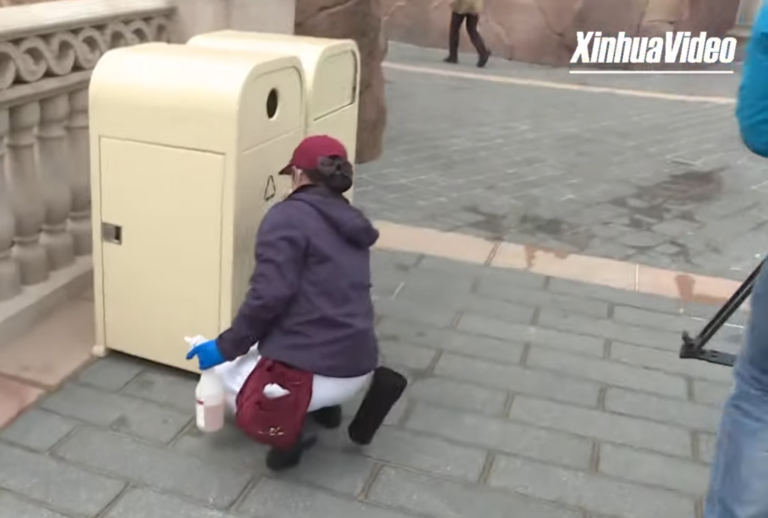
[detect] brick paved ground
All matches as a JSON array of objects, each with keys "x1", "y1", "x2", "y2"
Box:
[
  {"x1": 0, "y1": 249, "x2": 743, "y2": 518},
  {"x1": 355, "y1": 44, "x2": 767, "y2": 280}
]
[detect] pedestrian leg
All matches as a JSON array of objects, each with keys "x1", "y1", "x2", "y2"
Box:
[
  {"x1": 465, "y1": 14, "x2": 491, "y2": 67},
  {"x1": 444, "y1": 12, "x2": 464, "y2": 64},
  {"x1": 704, "y1": 264, "x2": 768, "y2": 518}
]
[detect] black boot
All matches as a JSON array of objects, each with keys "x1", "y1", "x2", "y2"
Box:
[
  {"x1": 265, "y1": 434, "x2": 318, "y2": 471},
  {"x1": 348, "y1": 367, "x2": 408, "y2": 446},
  {"x1": 309, "y1": 405, "x2": 342, "y2": 429}
]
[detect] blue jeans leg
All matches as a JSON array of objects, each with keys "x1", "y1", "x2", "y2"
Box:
[{"x1": 705, "y1": 264, "x2": 768, "y2": 518}]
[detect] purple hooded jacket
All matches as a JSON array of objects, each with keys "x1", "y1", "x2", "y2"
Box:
[{"x1": 215, "y1": 184, "x2": 380, "y2": 378}]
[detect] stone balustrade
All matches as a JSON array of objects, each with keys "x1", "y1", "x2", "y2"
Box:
[{"x1": 0, "y1": 0, "x2": 175, "y2": 306}]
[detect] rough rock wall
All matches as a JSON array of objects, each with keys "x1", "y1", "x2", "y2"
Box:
[
  {"x1": 382, "y1": 0, "x2": 741, "y2": 66},
  {"x1": 295, "y1": 0, "x2": 387, "y2": 164}
]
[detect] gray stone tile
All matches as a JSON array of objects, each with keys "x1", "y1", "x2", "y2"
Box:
[
  {"x1": 76, "y1": 355, "x2": 145, "y2": 391},
  {"x1": 527, "y1": 347, "x2": 688, "y2": 399},
  {"x1": 510, "y1": 396, "x2": 692, "y2": 457},
  {"x1": 54, "y1": 427, "x2": 252, "y2": 509},
  {"x1": 121, "y1": 368, "x2": 198, "y2": 412},
  {"x1": 379, "y1": 341, "x2": 438, "y2": 372},
  {"x1": 610, "y1": 341, "x2": 733, "y2": 384},
  {"x1": 374, "y1": 297, "x2": 458, "y2": 328},
  {"x1": 692, "y1": 379, "x2": 733, "y2": 408},
  {"x1": 39, "y1": 383, "x2": 190, "y2": 444},
  {"x1": 605, "y1": 388, "x2": 722, "y2": 432},
  {"x1": 405, "y1": 404, "x2": 592, "y2": 470},
  {"x1": 0, "y1": 491, "x2": 70, "y2": 518},
  {"x1": 488, "y1": 453, "x2": 697, "y2": 518},
  {"x1": 475, "y1": 278, "x2": 610, "y2": 318},
  {"x1": 613, "y1": 305, "x2": 698, "y2": 333},
  {"x1": 278, "y1": 447, "x2": 376, "y2": 496},
  {"x1": 698, "y1": 433, "x2": 718, "y2": 464},
  {"x1": 434, "y1": 331, "x2": 526, "y2": 365},
  {"x1": 0, "y1": 442, "x2": 124, "y2": 516},
  {"x1": 377, "y1": 317, "x2": 448, "y2": 349},
  {"x1": 369, "y1": 466, "x2": 581, "y2": 518},
  {"x1": 237, "y1": 478, "x2": 412, "y2": 518},
  {"x1": 407, "y1": 377, "x2": 507, "y2": 415},
  {"x1": 361, "y1": 427, "x2": 486, "y2": 481},
  {"x1": 172, "y1": 422, "x2": 268, "y2": 470},
  {"x1": 598, "y1": 444, "x2": 710, "y2": 496},
  {"x1": 104, "y1": 488, "x2": 235, "y2": 518},
  {"x1": 458, "y1": 314, "x2": 605, "y2": 357},
  {"x1": 538, "y1": 308, "x2": 682, "y2": 351},
  {"x1": 0, "y1": 409, "x2": 77, "y2": 452},
  {"x1": 547, "y1": 278, "x2": 682, "y2": 313},
  {"x1": 435, "y1": 354, "x2": 600, "y2": 407}
]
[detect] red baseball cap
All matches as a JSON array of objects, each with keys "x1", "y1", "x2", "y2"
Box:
[{"x1": 278, "y1": 135, "x2": 348, "y2": 175}]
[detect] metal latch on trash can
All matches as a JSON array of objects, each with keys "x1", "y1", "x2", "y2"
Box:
[{"x1": 102, "y1": 223, "x2": 122, "y2": 245}]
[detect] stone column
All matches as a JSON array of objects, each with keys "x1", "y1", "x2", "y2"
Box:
[
  {"x1": 37, "y1": 93, "x2": 75, "y2": 270},
  {"x1": 67, "y1": 88, "x2": 91, "y2": 256},
  {"x1": 229, "y1": 0, "x2": 296, "y2": 34},
  {"x1": 0, "y1": 108, "x2": 22, "y2": 301},
  {"x1": 6, "y1": 102, "x2": 48, "y2": 285}
]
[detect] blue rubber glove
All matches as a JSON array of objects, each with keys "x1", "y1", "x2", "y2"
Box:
[{"x1": 186, "y1": 339, "x2": 225, "y2": 370}]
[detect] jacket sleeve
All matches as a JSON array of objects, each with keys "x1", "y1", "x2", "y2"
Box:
[
  {"x1": 215, "y1": 204, "x2": 307, "y2": 361},
  {"x1": 737, "y1": 5, "x2": 768, "y2": 157}
]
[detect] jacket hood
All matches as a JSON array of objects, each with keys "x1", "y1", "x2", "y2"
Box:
[{"x1": 289, "y1": 185, "x2": 379, "y2": 249}]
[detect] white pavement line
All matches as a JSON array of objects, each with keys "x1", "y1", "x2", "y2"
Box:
[{"x1": 383, "y1": 62, "x2": 736, "y2": 105}]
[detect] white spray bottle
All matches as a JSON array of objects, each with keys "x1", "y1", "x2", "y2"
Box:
[{"x1": 184, "y1": 335, "x2": 225, "y2": 433}]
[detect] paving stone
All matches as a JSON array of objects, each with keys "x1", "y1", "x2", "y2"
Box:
[
  {"x1": 407, "y1": 377, "x2": 507, "y2": 415},
  {"x1": 0, "y1": 409, "x2": 77, "y2": 452},
  {"x1": 433, "y1": 331, "x2": 526, "y2": 365},
  {"x1": 405, "y1": 404, "x2": 593, "y2": 470},
  {"x1": 435, "y1": 353, "x2": 600, "y2": 407},
  {"x1": 692, "y1": 379, "x2": 732, "y2": 408},
  {"x1": 0, "y1": 491, "x2": 70, "y2": 518},
  {"x1": 39, "y1": 383, "x2": 190, "y2": 444},
  {"x1": 610, "y1": 341, "x2": 733, "y2": 384},
  {"x1": 457, "y1": 314, "x2": 606, "y2": 357},
  {"x1": 0, "y1": 442, "x2": 125, "y2": 516},
  {"x1": 279, "y1": 447, "x2": 376, "y2": 496},
  {"x1": 547, "y1": 278, "x2": 681, "y2": 313},
  {"x1": 361, "y1": 427, "x2": 486, "y2": 481},
  {"x1": 527, "y1": 347, "x2": 688, "y2": 399},
  {"x1": 538, "y1": 309, "x2": 681, "y2": 351},
  {"x1": 122, "y1": 368, "x2": 198, "y2": 412},
  {"x1": 173, "y1": 421, "x2": 268, "y2": 470},
  {"x1": 54, "y1": 427, "x2": 252, "y2": 509},
  {"x1": 488, "y1": 453, "x2": 697, "y2": 518},
  {"x1": 238, "y1": 478, "x2": 413, "y2": 518},
  {"x1": 374, "y1": 297, "x2": 458, "y2": 328},
  {"x1": 613, "y1": 305, "x2": 698, "y2": 333},
  {"x1": 104, "y1": 488, "x2": 235, "y2": 518},
  {"x1": 76, "y1": 355, "x2": 145, "y2": 391},
  {"x1": 605, "y1": 388, "x2": 721, "y2": 432},
  {"x1": 698, "y1": 433, "x2": 718, "y2": 464},
  {"x1": 379, "y1": 341, "x2": 438, "y2": 372},
  {"x1": 510, "y1": 396, "x2": 692, "y2": 457},
  {"x1": 475, "y1": 278, "x2": 611, "y2": 318},
  {"x1": 377, "y1": 317, "x2": 448, "y2": 349},
  {"x1": 396, "y1": 270, "x2": 475, "y2": 301},
  {"x1": 369, "y1": 466, "x2": 581, "y2": 518},
  {"x1": 598, "y1": 443, "x2": 710, "y2": 496}
]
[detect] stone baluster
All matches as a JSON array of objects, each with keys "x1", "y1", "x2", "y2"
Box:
[
  {"x1": 6, "y1": 102, "x2": 48, "y2": 285},
  {"x1": 0, "y1": 109, "x2": 22, "y2": 301},
  {"x1": 38, "y1": 94, "x2": 75, "y2": 270},
  {"x1": 67, "y1": 88, "x2": 91, "y2": 256}
]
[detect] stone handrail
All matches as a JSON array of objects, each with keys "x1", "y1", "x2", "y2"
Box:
[{"x1": 0, "y1": 0, "x2": 175, "y2": 303}]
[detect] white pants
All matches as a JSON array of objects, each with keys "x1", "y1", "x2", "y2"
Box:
[{"x1": 213, "y1": 344, "x2": 372, "y2": 415}]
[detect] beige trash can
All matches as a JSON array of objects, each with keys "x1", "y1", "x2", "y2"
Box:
[
  {"x1": 188, "y1": 31, "x2": 360, "y2": 198},
  {"x1": 89, "y1": 43, "x2": 306, "y2": 372}
]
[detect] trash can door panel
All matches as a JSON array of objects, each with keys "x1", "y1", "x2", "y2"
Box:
[
  {"x1": 99, "y1": 138, "x2": 225, "y2": 372},
  {"x1": 313, "y1": 51, "x2": 357, "y2": 119}
]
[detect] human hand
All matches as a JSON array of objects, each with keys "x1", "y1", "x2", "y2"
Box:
[{"x1": 186, "y1": 339, "x2": 225, "y2": 370}]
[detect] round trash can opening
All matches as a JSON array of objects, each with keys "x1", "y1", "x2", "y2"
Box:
[{"x1": 266, "y1": 88, "x2": 279, "y2": 119}]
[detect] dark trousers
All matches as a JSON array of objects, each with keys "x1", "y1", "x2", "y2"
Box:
[{"x1": 447, "y1": 12, "x2": 488, "y2": 59}]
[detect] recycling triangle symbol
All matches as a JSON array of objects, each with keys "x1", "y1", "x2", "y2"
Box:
[{"x1": 263, "y1": 175, "x2": 276, "y2": 202}]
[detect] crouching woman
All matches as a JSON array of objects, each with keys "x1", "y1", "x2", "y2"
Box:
[{"x1": 186, "y1": 135, "x2": 407, "y2": 471}]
